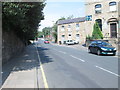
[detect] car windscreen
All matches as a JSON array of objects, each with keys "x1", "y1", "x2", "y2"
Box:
[{"x1": 97, "y1": 42, "x2": 112, "y2": 46}]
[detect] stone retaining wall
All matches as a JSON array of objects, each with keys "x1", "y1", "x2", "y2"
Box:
[{"x1": 2, "y1": 31, "x2": 25, "y2": 64}]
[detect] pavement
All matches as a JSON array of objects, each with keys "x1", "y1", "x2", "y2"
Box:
[{"x1": 1, "y1": 44, "x2": 44, "y2": 88}]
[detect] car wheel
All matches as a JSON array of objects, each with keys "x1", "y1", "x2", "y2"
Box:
[
  {"x1": 97, "y1": 50, "x2": 101, "y2": 56},
  {"x1": 113, "y1": 53, "x2": 116, "y2": 56},
  {"x1": 88, "y1": 48, "x2": 91, "y2": 53}
]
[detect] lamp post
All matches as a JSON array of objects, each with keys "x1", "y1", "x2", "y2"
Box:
[{"x1": 52, "y1": 21, "x2": 55, "y2": 42}]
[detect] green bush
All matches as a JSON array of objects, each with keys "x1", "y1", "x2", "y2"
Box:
[
  {"x1": 92, "y1": 22, "x2": 103, "y2": 39},
  {"x1": 86, "y1": 35, "x2": 93, "y2": 40}
]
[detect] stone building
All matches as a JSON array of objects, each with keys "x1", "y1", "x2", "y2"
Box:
[
  {"x1": 57, "y1": 17, "x2": 86, "y2": 44},
  {"x1": 57, "y1": 0, "x2": 119, "y2": 46},
  {"x1": 85, "y1": 0, "x2": 119, "y2": 43}
]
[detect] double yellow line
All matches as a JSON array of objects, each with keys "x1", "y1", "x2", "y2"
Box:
[{"x1": 36, "y1": 44, "x2": 49, "y2": 89}]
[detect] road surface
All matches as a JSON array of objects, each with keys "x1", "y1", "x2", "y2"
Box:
[{"x1": 36, "y1": 39, "x2": 119, "y2": 88}]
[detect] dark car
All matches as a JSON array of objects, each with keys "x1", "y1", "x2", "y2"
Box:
[
  {"x1": 88, "y1": 40, "x2": 117, "y2": 56},
  {"x1": 44, "y1": 40, "x2": 50, "y2": 44}
]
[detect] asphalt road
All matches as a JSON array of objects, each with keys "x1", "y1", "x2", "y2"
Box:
[{"x1": 36, "y1": 39, "x2": 119, "y2": 88}]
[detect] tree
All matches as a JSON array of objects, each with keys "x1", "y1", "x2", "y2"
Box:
[
  {"x1": 92, "y1": 22, "x2": 103, "y2": 39},
  {"x1": 52, "y1": 24, "x2": 57, "y2": 43},
  {"x1": 2, "y1": 2, "x2": 45, "y2": 44},
  {"x1": 42, "y1": 27, "x2": 52, "y2": 38},
  {"x1": 66, "y1": 15, "x2": 74, "y2": 19},
  {"x1": 38, "y1": 31, "x2": 43, "y2": 38},
  {"x1": 57, "y1": 17, "x2": 66, "y2": 21},
  {"x1": 86, "y1": 34, "x2": 93, "y2": 40}
]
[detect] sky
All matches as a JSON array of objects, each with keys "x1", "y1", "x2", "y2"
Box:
[{"x1": 38, "y1": 1, "x2": 85, "y2": 31}]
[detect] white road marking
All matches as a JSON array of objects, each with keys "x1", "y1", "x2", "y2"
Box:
[
  {"x1": 95, "y1": 66, "x2": 120, "y2": 77},
  {"x1": 58, "y1": 51, "x2": 67, "y2": 54},
  {"x1": 70, "y1": 55, "x2": 85, "y2": 62},
  {"x1": 53, "y1": 49, "x2": 57, "y2": 51},
  {"x1": 53, "y1": 49, "x2": 58, "y2": 52},
  {"x1": 53, "y1": 49, "x2": 67, "y2": 54}
]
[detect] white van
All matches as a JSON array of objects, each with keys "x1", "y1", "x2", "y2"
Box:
[{"x1": 66, "y1": 40, "x2": 74, "y2": 45}]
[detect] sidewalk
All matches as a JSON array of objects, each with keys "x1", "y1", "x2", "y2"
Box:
[{"x1": 1, "y1": 44, "x2": 44, "y2": 88}]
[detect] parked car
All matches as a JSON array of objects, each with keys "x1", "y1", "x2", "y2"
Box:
[
  {"x1": 66, "y1": 40, "x2": 74, "y2": 45},
  {"x1": 44, "y1": 40, "x2": 50, "y2": 44},
  {"x1": 88, "y1": 40, "x2": 117, "y2": 56},
  {"x1": 73, "y1": 40, "x2": 79, "y2": 44}
]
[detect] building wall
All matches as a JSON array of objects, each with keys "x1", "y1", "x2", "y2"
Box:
[
  {"x1": 118, "y1": 1, "x2": 120, "y2": 51},
  {"x1": 85, "y1": 0, "x2": 119, "y2": 39},
  {"x1": 118, "y1": 1, "x2": 120, "y2": 33},
  {"x1": 57, "y1": 21, "x2": 85, "y2": 44}
]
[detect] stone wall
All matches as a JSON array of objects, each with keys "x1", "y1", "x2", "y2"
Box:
[{"x1": 2, "y1": 31, "x2": 25, "y2": 64}]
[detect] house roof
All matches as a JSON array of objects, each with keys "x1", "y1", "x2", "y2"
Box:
[{"x1": 57, "y1": 17, "x2": 86, "y2": 25}]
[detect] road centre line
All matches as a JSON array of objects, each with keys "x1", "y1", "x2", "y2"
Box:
[
  {"x1": 36, "y1": 44, "x2": 49, "y2": 88},
  {"x1": 95, "y1": 66, "x2": 120, "y2": 77},
  {"x1": 58, "y1": 51, "x2": 67, "y2": 54},
  {"x1": 52, "y1": 49, "x2": 67, "y2": 54},
  {"x1": 70, "y1": 55, "x2": 85, "y2": 62}
]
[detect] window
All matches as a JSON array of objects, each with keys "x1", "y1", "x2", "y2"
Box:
[
  {"x1": 62, "y1": 35, "x2": 65, "y2": 37},
  {"x1": 68, "y1": 25, "x2": 71, "y2": 28},
  {"x1": 62, "y1": 26, "x2": 64, "y2": 28},
  {"x1": 119, "y1": 21, "x2": 120, "y2": 29},
  {"x1": 76, "y1": 24, "x2": 79, "y2": 27},
  {"x1": 76, "y1": 34, "x2": 79, "y2": 37},
  {"x1": 76, "y1": 24, "x2": 79, "y2": 30},
  {"x1": 69, "y1": 34, "x2": 71, "y2": 36},
  {"x1": 61, "y1": 26, "x2": 65, "y2": 31},
  {"x1": 109, "y1": 2, "x2": 117, "y2": 12},
  {"x1": 86, "y1": 15, "x2": 92, "y2": 21},
  {"x1": 95, "y1": 4, "x2": 102, "y2": 14},
  {"x1": 68, "y1": 25, "x2": 71, "y2": 31}
]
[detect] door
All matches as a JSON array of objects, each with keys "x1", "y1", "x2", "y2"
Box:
[
  {"x1": 110, "y1": 23, "x2": 117, "y2": 38},
  {"x1": 61, "y1": 35, "x2": 65, "y2": 44},
  {"x1": 76, "y1": 34, "x2": 79, "y2": 42},
  {"x1": 90, "y1": 43, "x2": 96, "y2": 53}
]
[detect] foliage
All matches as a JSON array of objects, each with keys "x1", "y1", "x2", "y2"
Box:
[
  {"x1": 66, "y1": 15, "x2": 74, "y2": 19},
  {"x1": 42, "y1": 27, "x2": 52, "y2": 37},
  {"x1": 57, "y1": 17, "x2": 66, "y2": 22},
  {"x1": 52, "y1": 24, "x2": 57, "y2": 43},
  {"x1": 86, "y1": 34, "x2": 93, "y2": 40},
  {"x1": 38, "y1": 31, "x2": 44, "y2": 38},
  {"x1": 92, "y1": 22, "x2": 103, "y2": 39},
  {"x1": 2, "y1": 2, "x2": 45, "y2": 43}
]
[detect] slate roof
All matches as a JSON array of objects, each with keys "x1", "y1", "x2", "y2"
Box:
[{"x1": 57, "y1": 17, "x2": 86, "y2": 25}]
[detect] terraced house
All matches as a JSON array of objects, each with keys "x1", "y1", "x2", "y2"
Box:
[
  {"x1": 57, "y1": 17, "x2": 86, "y2": 44},
  {"x1": 85, "y1": 0, "x2": 119, "y2": 46},
  {"x1": 57, "y1": 0, "x2": 119, "y2": 46}
]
